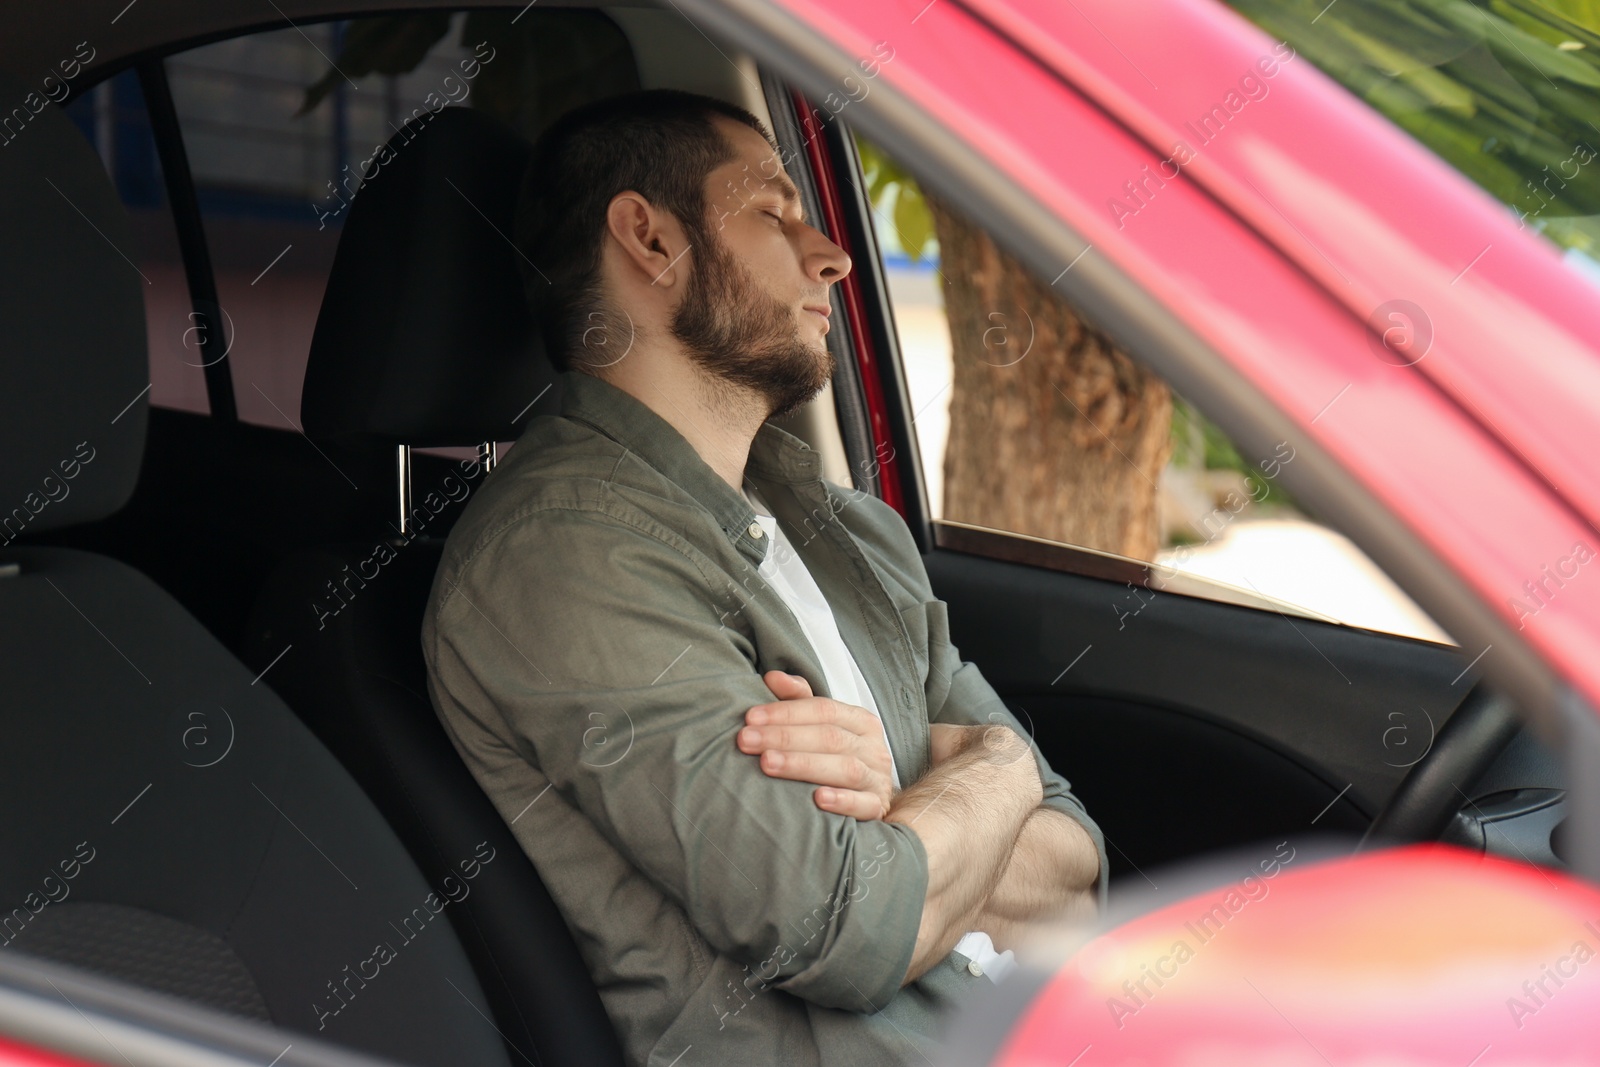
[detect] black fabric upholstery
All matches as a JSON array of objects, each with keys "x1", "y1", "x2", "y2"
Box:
[
  {"x1": 0, "y1": 72, "x2": 146, "y2": 538},
  {"x1": 0, "y1": 548, "x2": 511, "y2": 1067},
  {"x1": 0, "y1": 90, "x2": 513, "y2": 1067},
  {"x1": 301, "y1": 106, "x2": 558, "y2": 447},
  {"x1": 243, "y1": 542, "x2": 627, "y2": 1067},
  {"x1": 17, "y1": 902, "x2": 271, "y2": 1022}
]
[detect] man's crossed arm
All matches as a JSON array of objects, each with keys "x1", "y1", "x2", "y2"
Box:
[
  {"x1": 738, "y1": 670, "x2": 1100, "y2": 984},
  {"x1": 435, "y1": 506, "x2": 1105, "y2": 1010}
]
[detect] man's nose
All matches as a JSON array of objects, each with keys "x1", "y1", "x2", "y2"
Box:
[{"x1": 808, "y1": 228, "x2": 852, "y2": 285}]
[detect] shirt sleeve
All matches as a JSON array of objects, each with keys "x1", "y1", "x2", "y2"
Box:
[
  {"x1": 427, "y1": 499, "x2": 928, "y2": 1012},
  {"x1": 922, "y1": 600, "x2": 1111, "y2": 912}
]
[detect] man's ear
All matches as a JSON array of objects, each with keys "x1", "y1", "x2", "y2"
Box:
[{"x1": 605, "y1": 191, "x2": 688, "y2": 288}]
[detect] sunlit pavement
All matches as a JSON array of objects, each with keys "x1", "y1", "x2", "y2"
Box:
[{"x1": 1159, "y1": 518, "x2": 1453, "y2": 644}]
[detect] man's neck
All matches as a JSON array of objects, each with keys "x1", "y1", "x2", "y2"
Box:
[{"x1": 593, "y1": 358, "x2": 768, "y2": 490}]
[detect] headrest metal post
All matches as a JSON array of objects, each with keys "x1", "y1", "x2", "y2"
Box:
[
  {"x1": 396, "y1": 444, "x2": 413, "y2": 538},
  {"x1": 479, "y1": 440, "x2": 497, "y2": 474}
]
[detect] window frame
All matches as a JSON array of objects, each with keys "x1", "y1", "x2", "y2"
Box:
[
  {"x1": 823, "y1": 122, "x2": 1438, "y2": 637},
  {"x1": 135, "y1": 56, "x2": 238, "y2": 422}
]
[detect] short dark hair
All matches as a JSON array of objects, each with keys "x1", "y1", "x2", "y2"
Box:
[{"x1": 513, "y1": 89, "x2": 777, "y2": 373}]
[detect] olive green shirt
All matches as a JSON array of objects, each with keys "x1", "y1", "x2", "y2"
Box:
[{"x1": 422, "y1": 370, "x2": 1108, "y2": 1067}]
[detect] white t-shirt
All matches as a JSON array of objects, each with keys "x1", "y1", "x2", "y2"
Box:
[{"x1": 742, "y1": 481, "x2": 1016, "y2": 985}]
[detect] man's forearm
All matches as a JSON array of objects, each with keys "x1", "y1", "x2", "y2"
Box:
[
  {"x1": 974, "y1": 806, "x2": 1099, "y2": 951},
  {"x1": 886, "y1": 726, "x2": 1041, "y2": 984}
]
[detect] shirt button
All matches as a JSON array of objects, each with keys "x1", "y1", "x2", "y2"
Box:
[
  {"x1": 967, "y1": 961, "x2": 984, "y2": 977},
  {"x1": 748, "y1": 523, "x2": 764, "y2": 539}
]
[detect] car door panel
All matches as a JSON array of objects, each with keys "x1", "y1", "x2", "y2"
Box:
[{"x1": 925, "y1": 544, "x2": 1470, "y2": 877}]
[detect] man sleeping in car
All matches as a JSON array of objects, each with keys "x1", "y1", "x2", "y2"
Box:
[{"x1": 422, "y1": 88, "x2": 1105, "y2": 1067}]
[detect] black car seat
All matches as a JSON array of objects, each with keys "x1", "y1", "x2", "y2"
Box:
[
  {"x1": 238, "y1": 105, "x2": 625, "y2": 1067},
  {"x1": 0, "y1": 75, "x2": 511, "y2": 1067}
]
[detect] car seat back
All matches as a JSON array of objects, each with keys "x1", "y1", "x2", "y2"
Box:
[
  {"x1": 0, "y1": 73, "x2": 511, "y2": 1067},
  {"x1": 240, "y1": 103, "x2": 624, "y2": 1067}
]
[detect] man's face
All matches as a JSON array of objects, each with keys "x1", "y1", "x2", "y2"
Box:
[{"x1": 670, "y1": 117, "x2": 852, "y2": 418}]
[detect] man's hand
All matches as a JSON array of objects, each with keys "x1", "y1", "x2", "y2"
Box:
[{"x1": 738, "y1": 670, "x2": 896, "y2": 820}]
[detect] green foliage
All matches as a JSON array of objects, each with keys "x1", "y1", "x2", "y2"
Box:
[
  {"x1": 1170, "y1": 395, "x2": 1234, "y2": 469},
  {"x1": 1171, "y1": 396, "x2": 1294, "y2": 507},
  {"x1": 855, "y1": 134, "x2": 938, "y2": 262},
  {"x1": 1223, "y1": 0, "x2": 1600, "y2": 258}
]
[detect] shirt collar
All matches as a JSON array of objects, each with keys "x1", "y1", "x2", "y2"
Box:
[{"x1": 558, "y1": 371, "x2": 824, "y2": 564}]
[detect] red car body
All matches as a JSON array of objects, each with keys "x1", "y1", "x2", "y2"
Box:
[{"x1": 992, "y1": 846, "x2": 1600, "y2": 1065}]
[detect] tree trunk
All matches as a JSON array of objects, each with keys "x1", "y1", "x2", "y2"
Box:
[{"x1": 928, "y1": 188, "x2": 1172, "y2": 562}]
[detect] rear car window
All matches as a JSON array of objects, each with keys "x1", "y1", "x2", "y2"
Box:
[{"x1": 165, "y1": 14, "x2": 486, "y2": 429}]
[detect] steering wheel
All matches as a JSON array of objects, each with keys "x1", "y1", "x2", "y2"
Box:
[{"x1": 1359, "y1": 680, "x2": 1522, "y2": 847}]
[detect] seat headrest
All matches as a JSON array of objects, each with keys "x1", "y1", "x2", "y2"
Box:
[
  {"x1": 302, "y1": 105, "x2": 558, "y2": 448},
  {"x1": 0, "y1": 73, "x2": 148, "y2": 542}
]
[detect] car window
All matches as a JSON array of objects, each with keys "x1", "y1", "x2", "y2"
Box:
[
  {"x1": 1221, "y1": 0, "x2": 1600, "y2": 284},
  {"x1": 855, "y1": 131, "x2": 1453, "y2": 643},
  {"x1": 63, "y1": 71, "x2": 210, "y2": 415},
  {"x1": 165, "y1": 14, "x2": 487, "y2": 430}
]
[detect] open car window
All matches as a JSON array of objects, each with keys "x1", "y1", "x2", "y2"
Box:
[
  {"x1": 854, "y1": 130, "x2": 1456, "y2": 643},
  {"x1": 165, "y1": 13, "x2": 490, "y2": 430}
]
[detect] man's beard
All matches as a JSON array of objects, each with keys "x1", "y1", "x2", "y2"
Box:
[{"x1": 669, "y1": 223, "x2": 835, "y2": 419}]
